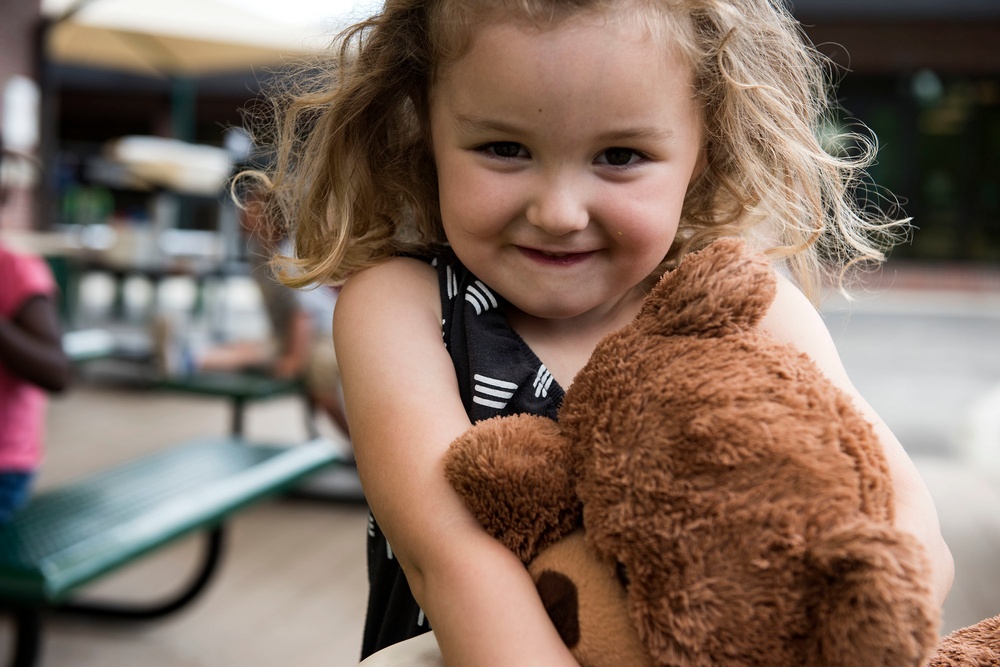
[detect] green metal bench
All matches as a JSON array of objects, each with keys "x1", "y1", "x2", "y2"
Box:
[
  {"x1": 156, "y1": 372, "x2": 366, "y2": 504},
  {"x1": 0, "y1": 436, "x2": 339, "y2": 667}
]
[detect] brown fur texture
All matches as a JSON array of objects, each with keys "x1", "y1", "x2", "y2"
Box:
[
  {"x1": 444, "y1": 238, "x2": 1000, "y2": 666},
  {"x1": 929, "y1": 614, "x2": 1000, "y2": 666}
]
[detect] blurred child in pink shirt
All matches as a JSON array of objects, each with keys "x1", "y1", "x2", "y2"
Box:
[{"x1": 0, "y1": 145, "x2": 71, "y2": 521}]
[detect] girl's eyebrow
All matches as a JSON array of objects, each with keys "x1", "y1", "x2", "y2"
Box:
[
  {"x1": 453, "y1": 113, "x2": 676, "y2": 144},
  {"x1": 451, "y1": 113, "x2": 522, "y2": 136},
  {"x1": 595, "y1": 127, "x2": 677, "y2": 145}
]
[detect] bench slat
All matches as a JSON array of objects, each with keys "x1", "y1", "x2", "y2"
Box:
[{"x1": 0, "y1": 438, "x2": 338, "y2": 604}]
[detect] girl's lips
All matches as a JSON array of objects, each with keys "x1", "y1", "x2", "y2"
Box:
[{"x1": 517, "y1": 246, "x2": 596, "y2": 266}]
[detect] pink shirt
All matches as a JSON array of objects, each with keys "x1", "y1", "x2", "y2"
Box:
[{"x1": 0, "y1": 243, "x2": 56, "y2": 471}]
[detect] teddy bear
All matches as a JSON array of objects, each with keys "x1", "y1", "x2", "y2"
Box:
[{"x1": 444, "y1": 237, "x2": 1000, "y2": 667}]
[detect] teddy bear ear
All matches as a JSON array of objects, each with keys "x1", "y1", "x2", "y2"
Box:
[
  {"x1": 444, "y1": 414, "x2": 582, "y2": 564},
  {"x1": 636, "y1": 237, "x2": 776, "y2": 338}
]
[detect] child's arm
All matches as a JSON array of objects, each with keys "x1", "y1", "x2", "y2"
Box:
[
  {"x1": 0, "y1": 294, "x2": 71, "y2": 392},
  {"x1": 336, "y1": 258, "x2": 579, "y2": 666},
  {"x1": 270, "y1": 309, "x2": 312, "y2": 379},
  {"x1": 760, "y1": 273, "x2": 955, "y2": 608}
]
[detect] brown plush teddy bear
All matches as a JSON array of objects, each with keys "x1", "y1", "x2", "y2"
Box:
[{"x1": 444, "y1": 238, "x2": 1000, "y2": 667}]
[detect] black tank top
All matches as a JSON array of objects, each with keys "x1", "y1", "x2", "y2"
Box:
[{"x1": 360, "y1": 249, "x2": 565, "y2": 658}]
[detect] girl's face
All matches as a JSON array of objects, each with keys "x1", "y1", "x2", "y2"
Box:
[{"x1": 429, "y1": 11, "x2": 704, "y2": 324}]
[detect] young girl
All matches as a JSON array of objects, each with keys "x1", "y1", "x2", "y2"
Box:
[{"x1": 257, "y1": 0, "x2": 954, "y2": 663}]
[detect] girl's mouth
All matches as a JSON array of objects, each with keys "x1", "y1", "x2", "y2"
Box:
[{"x1": 517, "y1": 246, "x2": 595, "y2": 266}]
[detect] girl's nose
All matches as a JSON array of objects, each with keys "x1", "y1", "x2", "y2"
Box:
[{"x1": 525, "y1": 176, "x2": 589, "y2": 235}]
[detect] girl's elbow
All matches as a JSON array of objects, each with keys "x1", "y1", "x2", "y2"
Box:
[
  {"x1": 402, "y1": 561, "x2": 430, "y2": 607},
  {"x1": 398, "y1": 531, "x2": 502, "y2": 609}
]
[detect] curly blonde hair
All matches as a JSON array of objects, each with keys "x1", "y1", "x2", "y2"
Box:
[{"x1": 248, "y1": 0, "x2": 907, "y2": 302}]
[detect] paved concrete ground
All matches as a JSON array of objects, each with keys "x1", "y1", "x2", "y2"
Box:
[{"x1": 823, "y1": 286, "x2": 1000, "y2": 461}]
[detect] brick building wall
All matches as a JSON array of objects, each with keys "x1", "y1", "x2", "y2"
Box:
[{"x1": 0, "y1": 0, "x2": 43, "y2": 231}]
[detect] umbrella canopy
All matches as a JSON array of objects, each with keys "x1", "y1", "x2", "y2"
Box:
[{"x1": 40, "y1": 0, "x2": 380, "y2": 77}]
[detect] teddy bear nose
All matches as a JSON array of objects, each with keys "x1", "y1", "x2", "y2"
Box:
[{"x1": 536, "y1": 570, "x2": 581, "y2": 648}]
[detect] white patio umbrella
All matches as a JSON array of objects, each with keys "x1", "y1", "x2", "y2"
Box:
[
  {"x1": 40, "y1": 0, "x2": 381, "y2": 77},
  {"x1": 33, "y1": 0, "x2": 381, "y2": 220}
]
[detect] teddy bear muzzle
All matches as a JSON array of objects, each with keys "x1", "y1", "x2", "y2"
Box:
[{"x1": 529, "y1": 531, "x2": 655, "y2": 667}]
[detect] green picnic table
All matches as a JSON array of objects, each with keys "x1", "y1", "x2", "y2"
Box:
[
  {"x1": 0, "y1": 436, "x2": 339, "y2": 667},
  {"x1": 156, "y1": 371, "x2": 319, "y2": 439}
]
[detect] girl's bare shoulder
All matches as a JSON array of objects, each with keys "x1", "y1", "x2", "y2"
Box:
[
  {"x1": 758, "y1": 270, "x2": 854, "y2": 388},
  {"x1": 337, "y1": 256, "x2": 440, "y2": 321}
]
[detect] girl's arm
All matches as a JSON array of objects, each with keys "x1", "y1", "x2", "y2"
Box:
[
  {"x1": 760, "y1": 273, "x2": 955, "y2": 608},
  {"x1": 335, "y1": 257, "x2": 579, "y2": 666},
  {"x1": 0, "y1": 294, "x2": 71, "y2": 392}
]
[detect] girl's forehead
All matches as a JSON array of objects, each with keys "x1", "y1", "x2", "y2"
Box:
[
  {"x1": 427, "y1": 9, "x2": 702, "y2": 141},
  {"x1": 428, "y1": 0, "x2": 690, "y2": 72}
]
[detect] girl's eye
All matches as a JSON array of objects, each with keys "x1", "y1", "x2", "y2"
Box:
[
  {"x1": 480, "y1": 142, "x2": 527, "y2": 159},
  {"x1": 596, "y1": 148, "x2": 643, "y2": 167}
]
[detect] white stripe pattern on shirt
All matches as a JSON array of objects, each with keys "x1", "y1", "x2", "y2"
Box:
[
  {"x1": 465, "y1": 280, "x2": 498, "y2": 315},
  {"x1": 533, "y1": 365, "x2": 554, "y2": 398},
  {"x1": 446, "y1": 265, "x2": 457, "y2": 300},
  {"x1": 473, "y1": 373, "x2": 517, "y2": 409}
]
